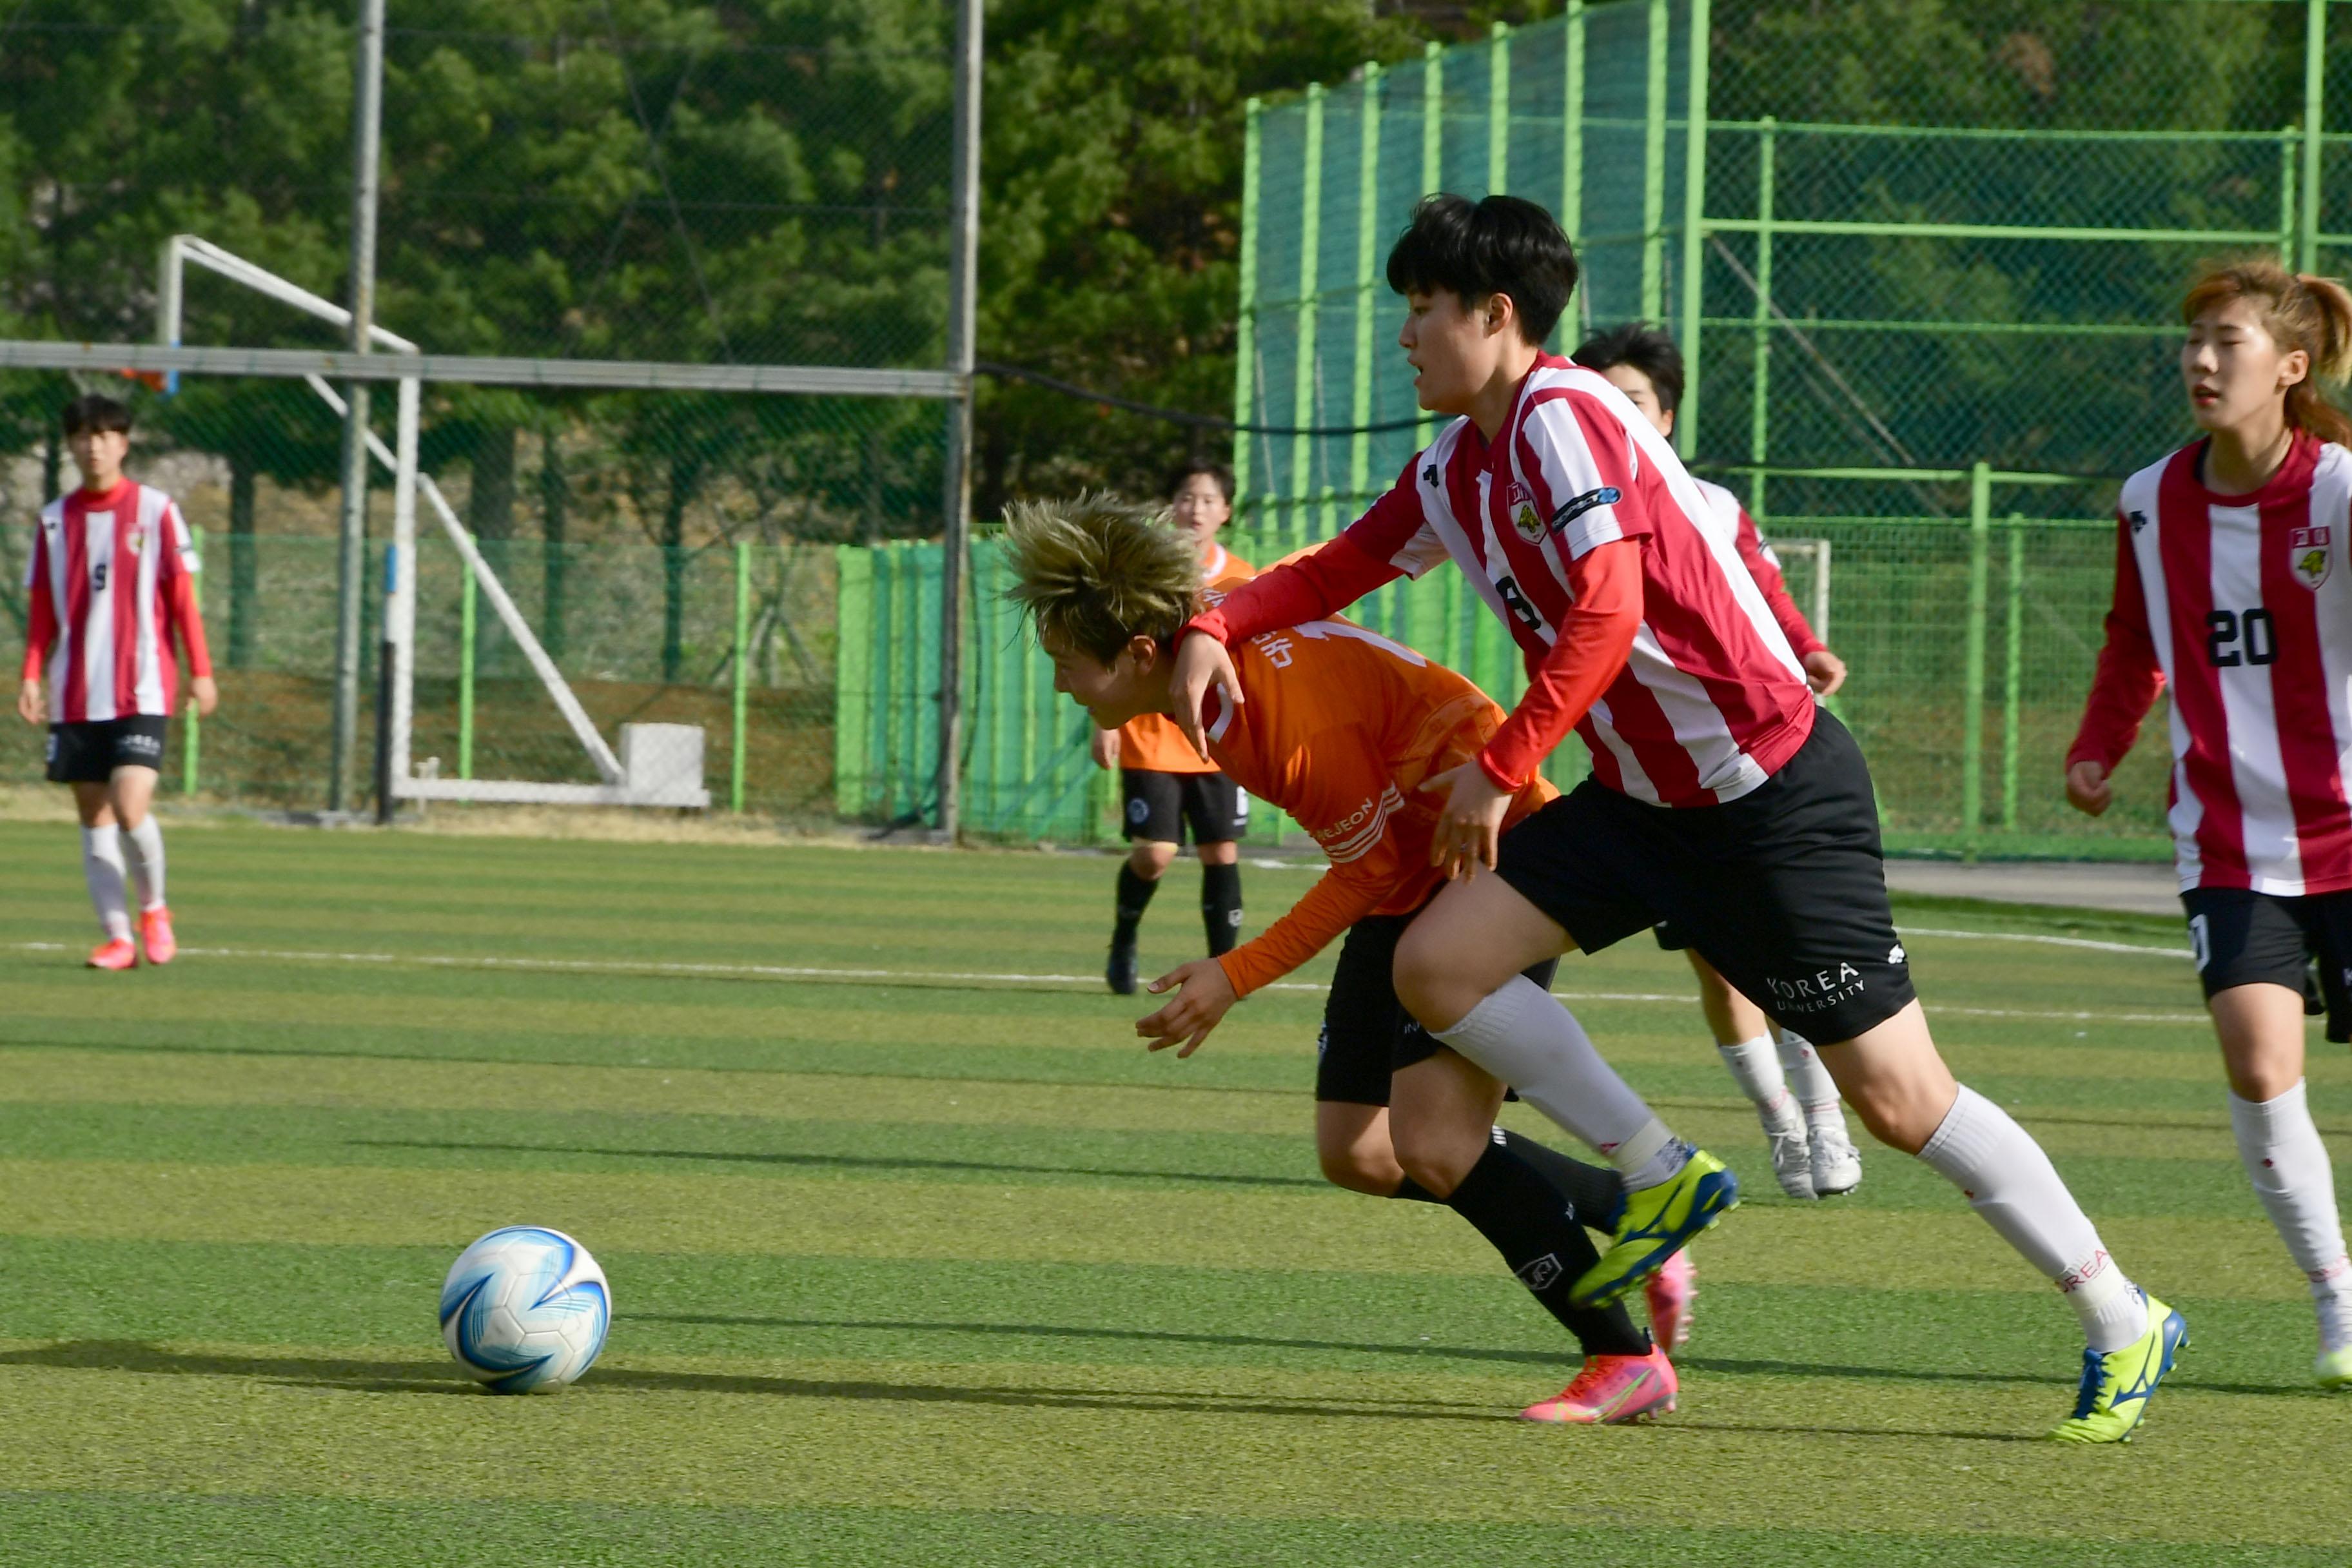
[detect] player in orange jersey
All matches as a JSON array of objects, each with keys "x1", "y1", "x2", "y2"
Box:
[
  {"x1": 1005, "y1": 493, "x2": 1685, "y2": 1422},
  {"x1": 1091, "y1": 464, "x2": 1255, "y2": 994}
]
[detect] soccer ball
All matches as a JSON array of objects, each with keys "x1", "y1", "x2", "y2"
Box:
[{"x1": 438, "y1": 1226, "x2": 611, "y2": 1393}]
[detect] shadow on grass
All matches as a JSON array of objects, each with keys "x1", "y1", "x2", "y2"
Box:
[
  {"x1": 348, "y1": 1139, "x2": 1326, "y2": 1190},
  {"x1": 630, "y1": 1314, "x2": 2323, "y2": 1400},
  {"x1": 0, "y1": 1340, "x2": 1506, "y2": 1422}
]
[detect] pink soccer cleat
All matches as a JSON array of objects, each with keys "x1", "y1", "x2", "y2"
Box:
[
  {"x1": 1644, "y1": 1246, "x2": 1696, "y2": 1352},
  {"x1": 86, "y1": 936, "x2": 137, "y2": 971},
  {"x1": 140, "y1": 906, "x2": 177, "y2": 966},
  {"x1": 1518, "y1": 1346, "x2": 1679, "y2": 1425}
]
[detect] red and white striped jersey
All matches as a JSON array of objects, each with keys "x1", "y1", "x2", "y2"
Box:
[
  {"x1": 1692, "y1": 478, "x2": 1827, "y2": 660},
  {"x1": 2070, "y1": 433, "x2": 2352, "y2": 895},
  {"x1": 21, "y1": 478, "x2": 212, "y2": 723},
  {"x1": 1344, "y1": 357, "x2": 1814, "y2": 805}
]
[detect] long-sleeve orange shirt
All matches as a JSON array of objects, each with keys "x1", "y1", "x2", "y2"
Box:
[{"x1": 1196, "y1": 618, "x2": 1556, "y2": 998}]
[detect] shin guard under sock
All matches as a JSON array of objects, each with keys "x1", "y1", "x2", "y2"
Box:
[
  {"x1": 1445, "y1": 1143, "x2": 1649, "y2": 1357},
  {"x1": 1112, "y1": 864, "x2": 1158, "y2": 945},
  {"x1": 1200, "y1": 861, "x2": 1242, "y2": 956}
]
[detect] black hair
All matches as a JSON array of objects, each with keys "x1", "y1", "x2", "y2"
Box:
[
  {"x1": 1165, "y1": 460, "x2": 1235, "y2": 505},
  {"x1": 1385, "y1": 193, "x2": 1579, "y2": 346},
  {"x1": 61, "y1": 393, "x2": 132, "y2": 437},
  {"x1": 1571, "y1": 322, "x2": 1686, "y2": 415}
]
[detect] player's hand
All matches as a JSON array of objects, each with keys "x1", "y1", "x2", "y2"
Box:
[
  {"x1": 15, "y1": 678, "x2": 41, "y2": 726},
  {"x1": 1137, "y1": 957, "x2": 1239, "y2": 1058},
  {"x1": 190, "y1": 676, "x2": 219, "y2": 718},
  {"x1": 1420, "y1": 760, "x2": 1513, "y2": 880},
  {"x1": 2065, "y1": 758, "x2": 2112, "y2": 818},
  {"x1": 1168, "y1": 632, "x2": 1238, "y2": 758},
  {"x1": 1090, "y1": 727, "x2": 1120, "y2": 769},
  {"x1": 1802, "y1": 648, "x2": 1848, "y2": 698}
]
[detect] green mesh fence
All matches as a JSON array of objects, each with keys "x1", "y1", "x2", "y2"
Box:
[
  {"x1": 1, "y1": 5, "x2": 955, "y2": 818},
  {"x1": 1221, "y1": 0, "x2": 2352, "y2": 859}
]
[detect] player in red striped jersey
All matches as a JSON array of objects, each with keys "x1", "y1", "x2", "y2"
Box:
[
  {"x1": 2068, "y1": 258, "x2": 2352, "y2": 1389},
  {"x1": 1573, "y1": 323, "x2": 1865, "y2": 1206},
  {"x1": 15, "y1": 395, "x2": 216, "y2": 970},
  {"x1": 1173, "y1": 195, "x2": 2184, "y2": 1440}
]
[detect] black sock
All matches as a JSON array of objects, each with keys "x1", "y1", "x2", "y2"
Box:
[
  {"x1": 1200, "y1": 861, "x2": 1242, "y2": 956},
  {"x1": 1500, "y1": 1128, "x2": 1625, "y2": 1232},
  {"x1": 1113, "y1": 864, "x2": 1158, "y2": 946},
  {"x1": 1445, "y1": 1143, "x2": 1650, "y2": 1357}
]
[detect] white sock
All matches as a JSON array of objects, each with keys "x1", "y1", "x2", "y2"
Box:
[
  {"x1": 1717, "y1": 1035, "x2": 1798, "y2": 1127},
  {"x1": 1777, "y1": 1030, "x2": 1844, "y2": 1125},
  {"x1": 120, "y1": 816, "x2": 166, "y2": 912},
  {"x1": 1917, "y1": 1084, "x2": 2148, "y2": 1351},
  {"x1": 2228, "y1": 1081, "x2": 2352, "y2": 1346},
  {"x1": 1433, "y1": 975, "x2": 1660, "y2": 1161},
  {"x1": 81, "y1": 826, "x2": 132, "y2": 941}
]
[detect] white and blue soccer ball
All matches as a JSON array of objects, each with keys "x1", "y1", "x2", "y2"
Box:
[{"x1": 438, "y1": 1226, "x2": 611, "y2": 1393}]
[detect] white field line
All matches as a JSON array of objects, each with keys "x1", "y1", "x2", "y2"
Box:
[{"x1": 4, "y1": 939, "x2": 2208, "y2": 1025}]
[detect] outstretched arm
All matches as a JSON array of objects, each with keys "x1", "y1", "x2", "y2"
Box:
[{"x1": 1135, "y1": 729, "x2": 1408, "y2": 1055}]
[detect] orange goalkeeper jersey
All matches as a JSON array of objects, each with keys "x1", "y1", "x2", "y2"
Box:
[
  {"x1": 1199, "y1": 616, "x2": 1556, "y2": 999},
  {"x1": 1115, "y1": 543, "x2": 1256, "y2": 774}
]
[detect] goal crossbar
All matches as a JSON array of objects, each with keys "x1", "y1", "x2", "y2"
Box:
[{"x1": 128, "y1": 233, "x2": 928, "y2": 808}]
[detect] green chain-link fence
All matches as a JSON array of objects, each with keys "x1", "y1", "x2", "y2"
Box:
[
  {"x1": 1, "y1": 4, "x2": 954, "y2": 814},
  {"x1": 1219, "y1": 0, "x2": 2352, "y2": 859},
  {"x1": 16, "y1": 3, "x2": 2352, "y2": 847}
]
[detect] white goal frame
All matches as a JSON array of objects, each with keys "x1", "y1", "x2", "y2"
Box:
[
  {"x1": 1769, "y1": 537, "x2": 1833, "y2": 643},
  {"x1": 156, "y1": 236, "x2": 700, "y2": 807}
]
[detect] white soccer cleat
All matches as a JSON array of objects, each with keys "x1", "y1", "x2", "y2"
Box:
[
  {"x1": 1807, "y1": 1109, "x2": 1863, "y2": 1197},
  {"x1": 1761, "y1": 1111, "x2": 1816, "y2": 1200}
]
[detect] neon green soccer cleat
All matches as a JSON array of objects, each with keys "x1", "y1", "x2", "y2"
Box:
[
  {"x1": 2317, "y1": 1344, "x2": 2352, "y2": 1391},
  {"x1": 2047, "y1": 1293, "x2": 2188, "y2": 1444},
  {"x1": 1569, "y1": 1146, "x2": 1739, "y2": 1309}
]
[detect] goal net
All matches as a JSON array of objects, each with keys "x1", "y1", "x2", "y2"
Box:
[{"x1": 159, "y1": 236, "x2": 707, "y2": 808}]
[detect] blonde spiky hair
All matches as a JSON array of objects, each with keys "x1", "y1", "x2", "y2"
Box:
[{"x1": 1000, "y1": 493, "x2": 1203, "y2": 663}]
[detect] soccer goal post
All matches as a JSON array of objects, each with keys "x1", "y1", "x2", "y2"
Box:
[{"x1": 155, "y1": 236, "x2": 711, "y2": 808}]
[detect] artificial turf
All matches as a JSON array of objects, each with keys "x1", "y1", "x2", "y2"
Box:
[{"x1": 0, "y1": 820, "x2": 2342, "y2": 1565}]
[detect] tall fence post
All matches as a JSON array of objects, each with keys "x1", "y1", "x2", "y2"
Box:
[
  {"x1": 2304, "y1": 0, "x2": 2326, "y2": 273},
  {"x1": 2281, "y1": 125, "x2": 2301, "y2": 265},
  {"x1": 1234, "y1": 98, "x2": 1262, "y2": 520},
  {"x1": 730, "y1": 538, "x2": 750, "y2": 813},
  {"x1": 183, "y1": 524, "x2": 202, "y2": 794},
  {"x1": 1487, "y1": 21, "x2": 1509, "y2": 194},
  {"x1": 458, "y1": 543, "x2": 476, "y2": 781},
  {"x1": 1641, "y1": 0, "x2": 1669, "y2": 320},
  {"x1": 1289, "y1": 82, "x2": 1326, "y2": 551},
  {"x1": 1749, "y1": 117, "x2": 1776, "y2": 517},
  {"x1": 935, "y1": 0, "x2": 983, "y2": 841},
  {"x1": 2002, "y1": 517, "x2": 2024, "y2": 834},
  {"x1": 1417, "y1": 40, "x2": 1442, "y2": 451},
  {"x1": 1560, "y1": 0, "x2": 1585, "y2": 345},
  {"x1": 1349, "y1": 64, "x2": 1381, "y2": 507},
  {"x1": 1962, "y1": 462, "x2": 1990, "y2": 858},
  {"x1": 1677, "y1": 0, "x2": 1712, "y2": 455}
]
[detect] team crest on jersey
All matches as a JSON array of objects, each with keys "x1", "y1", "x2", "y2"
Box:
[
  {"x1": 2291, "y1": 525, "x2": 2331, "y2": 589},
  {"x1": 126, "y1": 525, "x2": 145, "y2": 554}
]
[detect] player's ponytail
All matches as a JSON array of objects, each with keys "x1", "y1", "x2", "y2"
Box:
[{"x1": 2183, "y1": 257, "x2": 2352, "y2": 447}]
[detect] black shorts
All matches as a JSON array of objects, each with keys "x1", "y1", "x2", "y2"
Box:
[
  {"x1": 46, "y1": 716, "x2": 170, "y2": 784},
  {"x1": 1121, "y1": 768, "x2": 1247, "y2": 846},
  {"x1": 2184, "y1": 886, "x2": 2352, "y2": 1044},
  {"x1": 1316, "y1": 907, "x2": 1560, "y2": 1105},
  {"x1": 1494, "y1": 709, "x2": 1916, "y2": 1046}
]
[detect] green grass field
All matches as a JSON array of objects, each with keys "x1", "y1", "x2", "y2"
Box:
[{"x1": 0, "y1": 820, "x2": 2344, "y2": 1566}]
